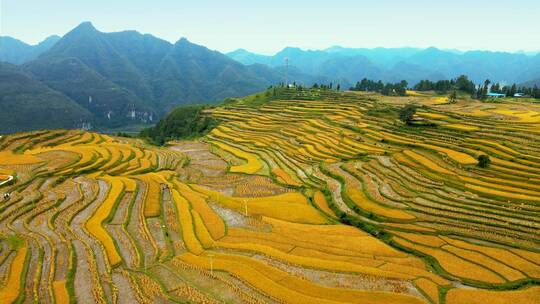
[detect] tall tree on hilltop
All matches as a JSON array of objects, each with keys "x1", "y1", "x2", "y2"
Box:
[
  {"x1": 510, "y1": 84, "x2": 517, "y2": 96},
  {"x1": 449, "y1": 90, "x2": 457, "y2": 103},
  {"x1": 399, "y1": 105, "x2": 417, "y2": 125}
]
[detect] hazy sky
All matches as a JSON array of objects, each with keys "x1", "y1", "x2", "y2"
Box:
[{"x1": 1, "y1": 0, "x2": 539, "y2": 54}]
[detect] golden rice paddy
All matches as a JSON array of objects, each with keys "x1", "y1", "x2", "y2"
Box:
[{"x1": 0, "y1": 88, "x2": 538, "y2": 303}]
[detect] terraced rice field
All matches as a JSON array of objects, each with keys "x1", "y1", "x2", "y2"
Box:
[{"x1": 0, "y1": 89, "x2": 539, "y2": 303}]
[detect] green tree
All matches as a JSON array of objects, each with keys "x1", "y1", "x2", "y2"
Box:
[
  {"x1": 510, "y1": 84, "x2": 517, "y2": 96},
  {"x1": 399, "y1": 105, "x2": 417, "y2": 125},
  {"x1": 478, "y1": 155, "x2": 491, "y2": 168},
  {"x1": 399, "y1": 80, "x2": 408, "y2": 89},
  {"x1": 140, "y1": 105, "x2": 218, "y2": 145},
  {"x1": 449, "y1": 90, "x2": 457, "y2": 103}
]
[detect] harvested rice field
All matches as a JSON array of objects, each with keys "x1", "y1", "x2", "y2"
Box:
[{"x1": 0, "y1": 88, "x2": 539, "y2": 303}]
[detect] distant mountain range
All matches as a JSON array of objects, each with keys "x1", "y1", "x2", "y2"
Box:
[
  {"x1": 0, "y1": 62, "x2": 92, "y2": 133},
  {"x1": 521, "y1": 77, "x2": 540, "y2": 87},
  {"x1": 1, "y1": 22, "x2": 539, "y2": 133},
  {"x1": 0, "y1": 35, "x2": 61, "y2": 64},
  {"x1": 228, "y1": 46, "x2": 540, "y2": 87},
  {"x1": 0, "y1": 22, "x2": 326, "y2": 133}
]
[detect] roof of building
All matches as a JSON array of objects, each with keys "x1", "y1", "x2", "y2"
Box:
[{"x1": 487, "y1": 92, "x2": 506, "y2": 97}]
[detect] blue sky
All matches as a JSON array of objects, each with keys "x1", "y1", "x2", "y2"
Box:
[{"x1": 1, "y1": 0, "x2": 539, "y2": 54}]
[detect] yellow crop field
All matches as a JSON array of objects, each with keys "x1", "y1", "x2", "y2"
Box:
[
  {"x1": 62, "y1": 132, "x2": 91, "y2": 146},
  {"x1": 403, "y1": 150, "x2": 454, "y2": 175},
  {"x1": 2, "y1": 88, "x2": 539, "y2": 302},
  {"x1": 313, "y1": 191, "x2": 337, "y2": 218},
  {"x1": 0, "y1": 244, "x2": 27, "y2": 303},
  {"x1": 379, "y1": 131, "x2": 418, "y2": 145},
  {"x1": 272, "y1": 167, "x2": 301, "y2": 186},
  {"x1": 0, "y1": 151, "x2": 42, "y2": 165},
  {"x1": 192, "y1": 185, "x2": 328, "y2": 224},
  {"x1": 262, "y1": 217, "x2": 367, "y2": 236},
  {"x1": 417, "y1": 143, "x2": 478, "y2": 165},
  {"x1": 171, "y1": 189, "x2": 204, "y2": 255},
  {"x1": 442, "y1": 123, "x2": 480, "y2": 131},
  {"x1": 220, "y1": 234, "x2": 295, "y2": 252},
  {"x1": 53, "y1": 280, "x2": 70, "y2": 304},
  {"x1": 0, "y1": 168, "x2": 14, "y2": 175},
  {"x1": 211, "y1": 141, "x2": 263, "y2": 174},
  {"x1": 276, "y1": 272, "x2": 426, "y2": 304},
  {"x1": 178, "y1": 252, "x2": 425, "y2": 304},
  {"x1": 492, "y1": 109, "x2": 540, "y2": 123},
  {"x1": 173, "y1": 181, "x2": 226, "y2": 239},
  {"x1": 464, "y1": 183, "x2": 540, "y2": 202},
  {"x1": 509, "y1": 249, "x2": 540, "y2": 269},
  {"x1": 442, "y1": 245, "x2": 525, "y2": 281},
  {"x1": 459, "y1": 175, "x2": 540, "y2": 197},
  {"x1": 191, "y1": 210, "x2": 215, "y2": 248},
  {"x1": 394, "y1": 238, "x2": 505, "y2": 284},
  {"x1": 211, "y1": 126, "x2": 251, "y2": 143},
  {"x1": 475, "y1": 174, "x2": 540, "y2": 191},
  {"x1": 136, "y1": 173, "x2": 164, "y2": 217},
  {"x1": 289, "y1": 246, "x2": 386, "y2": 267},
  {"x1": 392, "y1": 232, "x2": 446, "y2": 247},
  {"x1": 177, "y1": 252, "x2": 338, "y2": 304},
  {"x1": 121, "y1": 177, "x2": 138, "y2": 192},
  {"x1": 215, "y1": 241, "x2": 414, "y2": 280},
  {"x1": 229, "y1": 220, "x2": 407, "y2": 258},
  {"x1": 406, "y1": 90, "x2": 430, "y2": 97},
  {"x1": 490, "y1": 156, "x2": 540, "y2": 173},
  {"x1": 414, "y1": 278, "x2": 440, "y2": 304},
  {"x1": 416, "y1": 112, "x2": 449, "y2": 119},
  {"x1": 440, "y1": 237, "x2": 540, "y2": 277},
  {"x1": 431, "y1": 97, "x2": 449, "y2": 104},
  {"x1": 446, "y1": 286, "x2": 540, "y2": 304},
  {"x1": 85, "y1": 176, "x2": 124, "y2": 267},
  {"x1": 465, "y1": 138, "x2": 520, "y2": 156},
  {"x1": 346, "y1": 187, "x2": 415, "y2": 220},
  {"x1": 464, "y1": 108, "x2": 491, "y2": 117},
  {"x1": 394, "y1": 152, "x2": 423, "y2": 168},
  {"x1": 379, "y1": 262, "x2": 449, "y2": 286}
]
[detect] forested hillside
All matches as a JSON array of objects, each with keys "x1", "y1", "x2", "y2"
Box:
[{"x1": 0, "y1": 22, "x2": 322, "y2": 133}]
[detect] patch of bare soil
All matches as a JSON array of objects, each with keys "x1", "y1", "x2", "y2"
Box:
[
  {"x1": 109, "y1": 192, "x2": 132, "y2": 225},
  {"x1": 112, "y1": 270, "x2": 139, "y2": 304},
  {"x1": 168, "y1": 258, "x2": 274, "y2": 304},
  {"x1": 0, "y1": 251, "x2": 15, "y2": 285},
  {"x1": 71, "y1": 179, "x2": 112, "y2": 302},
  {"x1": 146, "y1": 218, "x2": 169, "y2": 262},
  {"x1": 125, "y1": 181, "x2": 156, "y2": 267},
  {"x1": 73, "y1": 239, "x2": 103, "y2": 304},
  {"x1": 161, "y1": 189, "x2": 185, "y2": 255},
  {"x1": 36, "y1": 150, "x2": 79, "y2": 171},
  {"x1": 209, "y1": 202, "x2": 271, "y2": 232},
  {"x1": 107, "y1": 225, "x2": 138, "y2": 269},
  {"x1": 254, "y1": 254, "x2": 422, "y2": 297},
  {"x1": 171, "y1": 141, "x2": 228, "y2": 177}
]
